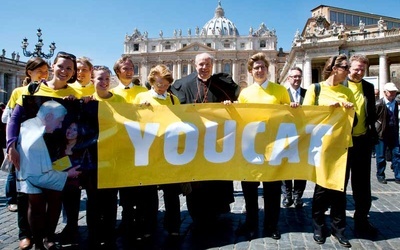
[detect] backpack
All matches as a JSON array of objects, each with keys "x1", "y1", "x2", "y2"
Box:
[{"x1": 314, "y1": 83, "x2": 321, "y2": 106}]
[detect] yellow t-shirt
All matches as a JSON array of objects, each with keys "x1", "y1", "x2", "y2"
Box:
[
  {"x1": 92, "y1": 92, "x2": 126, "y2": 103},
  {"x1": 303, "y1": 82, "x2": 356, "y2": 106},
  {"x1": 16, "y1": 82, "x2": 81, "y2": 106},
  {"x1": 133, "y1": 91, "x2": 180, "y2": 106},
  {"x1": 7, "y1": 86, "x2": 27, "y2": 109},
  {"x1": 238, "y1": 81, "x2": 290, "y2": 104},
  {"x1": 69, "y1": 81, "x2": 95, "y2": 97},
  {"x1": 347, "y1": 81, "x2": 367, "y2": 136},
  {"x1": 110, "y1": 85, "x2": 148, "y2": 103}
]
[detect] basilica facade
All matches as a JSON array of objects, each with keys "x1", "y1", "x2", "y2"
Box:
[
  {"x1": 123, "y1": 2, "x2": 282, "y2": 89},
  {"x1": 1, "y1": 3, "x2": 400, "y2": 104},
  {"x1": 279, "y1": 5, "x2": 400, "y2": 94}
]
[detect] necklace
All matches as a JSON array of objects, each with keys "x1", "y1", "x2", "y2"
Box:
[{"x1": 195, "y1": 78, "x2": 211, "y2": 103}]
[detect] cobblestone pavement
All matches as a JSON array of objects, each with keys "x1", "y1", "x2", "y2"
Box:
[{"x1": 1, "y1": 158, "x2": 400, "y2": 249}]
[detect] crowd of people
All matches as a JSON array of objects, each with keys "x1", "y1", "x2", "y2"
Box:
[{"x1": 1, "y1": 50, "x2": 398, "y2": 250}]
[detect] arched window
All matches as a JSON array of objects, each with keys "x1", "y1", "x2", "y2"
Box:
[
  {"x1": 134, "y1": 64, "x2": 139, "y2": 75},
  {"x1": 224, "y1": 63, "x2": 231, "y2": 74}
]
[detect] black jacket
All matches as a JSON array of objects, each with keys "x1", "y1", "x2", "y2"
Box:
[
  {"x1": 170, "y1": 72, "x2": 240, "y2": 104},
  {"x1": 375, "y1": 98, "x2": 399, "y2": 141}
]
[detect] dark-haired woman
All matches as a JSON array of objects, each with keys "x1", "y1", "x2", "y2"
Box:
[{"x1": 7, "y1": 51, "x2": 82, "y2": 249}]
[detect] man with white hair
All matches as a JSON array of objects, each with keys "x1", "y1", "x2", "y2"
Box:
[
  {"x1": 16, "y1": 100, "x2": 80, "y2": 249},
  {"x1": 375, "y1": 82, "x2": 400, "y2": 185},
  {"x1": 170, "y1": 52, "x2": 240, "y2": 227}
]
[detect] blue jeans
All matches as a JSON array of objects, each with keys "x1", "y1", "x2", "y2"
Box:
[
  {"x1": 375, "y1": 139, "x2": 400, "y2": 180},
  {"x1": 5, "y1": 171, "x2": 17, "y2": 205}
]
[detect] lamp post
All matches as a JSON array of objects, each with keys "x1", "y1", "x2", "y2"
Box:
[{"x1": 21, "y1": 28, "x2": 56, "y2": 59}]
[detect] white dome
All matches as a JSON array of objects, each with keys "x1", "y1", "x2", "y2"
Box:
[{"x1": 201, "y1": 1, "x2": 239, "y2": 36}]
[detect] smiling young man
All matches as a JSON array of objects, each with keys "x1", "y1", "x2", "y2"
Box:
[
  {"x1": 342, "y1": 55, "x2": 379, "y2": 239},
  {"x1": 236, "y1": 52, "x2": 291, "y2": 240}
]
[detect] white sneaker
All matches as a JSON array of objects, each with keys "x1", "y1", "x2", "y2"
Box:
[{"x1": 7, "y1": 204, "x2": 18, "y2": 212}]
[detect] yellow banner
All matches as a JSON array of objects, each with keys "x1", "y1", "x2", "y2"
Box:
[{"x1": 97, "y1": 102, "x2": 355, "y2": 191}]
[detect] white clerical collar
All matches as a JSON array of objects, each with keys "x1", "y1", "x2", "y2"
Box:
[
  {"x1": 150, "y1": 87, "x2": 167, "y2": 100},
  {"x1": 118, "y1": 82, "x2": 134, "y2": 89}
]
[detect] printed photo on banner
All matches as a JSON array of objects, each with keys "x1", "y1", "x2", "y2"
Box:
[{"x1": 22, "y1": 95, "x2": 99, "y2": 172}]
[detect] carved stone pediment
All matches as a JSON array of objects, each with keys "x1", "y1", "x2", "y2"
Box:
[{"x1": 175, "y1": 42, "x2": 216, "y2": 53}]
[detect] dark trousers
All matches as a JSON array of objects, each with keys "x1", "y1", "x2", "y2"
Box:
[
  {"x1": 241, "y1": 181, "x2": 281, "y2": 230},
  {"x1": 17, "y1": 193, "x2": 31, "y2": 240},
  {"x1": 6, "y1": 171, "x2": 17, "y2": 205},
  {"x1": 28, "y1": 189, "x2": 63, "y2": 246},
  {"x1": 346, "y1": 134, "x2": 373, "y2": 222},
  {"x1": 186, "y1": 181, "x2": 233, "y2": 223},
  {"x1": 312, "y1": 184, "x2": 346, "y2": 235},
  {"x1": 281, "y1": 180, "x2": 307, "y2": 197},
  {"x1": 119, "y1": 185, "x2": 159, "y2": 234},
  {"x1": 162, "y1": 184, "x2": 181, "y2": 233},
  {"x1": 86, "y1": 186, "x2": 118, "y2": 245},
  {"x1": 375, "y1": 139, "x2": 400, "y2": 180},
  {"x1": 61, "y1": 179, "x2": 82, "y2": 231}
]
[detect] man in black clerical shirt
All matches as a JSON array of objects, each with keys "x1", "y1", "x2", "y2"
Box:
[{"x1": 170, "y1": 52, "x2": 240, "y2": 227}]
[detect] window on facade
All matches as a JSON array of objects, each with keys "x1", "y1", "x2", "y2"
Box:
[
  {"x1": 134, "y1": 64, "x2": 139, "y2": 75},
  {"x1": 151, "y1": 45, "x2": 156, "y2": 51},
  {"x1": 360, "y1": 16, "x2": 367, "y2": 24},
  {"x1": 223, "y1": 63, "x2": 231, "y2": 74},
  {"x1": 166, "y1": 63, "x2": 173, "y2": 71},
  {"x1": 330, "y1": 11, "x2": 337, "y2": 23},
  {"x1": 392, "y1": 71, "x2": 397, "y2": 78},
  {"x1": 345, "y1": 14, "x2": 352, "y2": 26},
  {"x1": 366, "y1": 17, "x2": 374, "y2": 25},
  {"x1": 206, "y1": 43, "x2": 212, "y2": 47},
  {"x1": 224, "y1": 43, "x2": 230, "y2": 48},
  {"x1": 182, "y1": 43, "x2": 187, "y2": 47},
  {"x1": 240, "y1": 63, "x2": 245, "y2": 74},
  {"x1": 165, "y1": 44, "x2": 171, "y2": 50},
  {"x1": 182, "y1": 65, "x2": 188, "y2": 76},
  {"x1": 260, "y1": 40, "x2": 266, "y2": 48},
  {"x1": 240, "y1": 43, "x2": 245, "y2": 49},
  {"x1": 353, "y1": 16, "x2": 359, "y2": 26},
  {"x1": 338, "y1": 13, "x2": 344, "y2": 24},
  {"x1": 133, "y1": 44, "x2": 139, "y2": 51}
]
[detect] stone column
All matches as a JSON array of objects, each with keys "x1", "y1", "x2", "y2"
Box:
[
  {"x1": 213, "y1": 59, "x2": 217, "y2": 74},
  {"x1": 187, "y1": 61, "x2": 192, "y2": 75},
  {"x1": 177, "y1": 60, "x2": 182, "y2": 80},
  {"x1": 142, "y1": 61, "x2": 148, "y2": 84},
  {"x1": 173, "y1": 62, "x2": 177, "y2": 80},
  {"x1": 232, "y1": 59, "x2": 238, "y2": 83},
  {"x1": 379, "y1": 54, "x2": 388, "y2": 92},
  {"x1": 247, "y1": 72, "x2": 253, "y2": 85},
  {"x1": 269, "y1": 59, "x2": 276, "y2": 82},
  {"x1": 0, "y1": 72, "x2": 4, "y2": 103},
  {"x1": 303, "y1": 56, "x2": 312, "y2": 88}
]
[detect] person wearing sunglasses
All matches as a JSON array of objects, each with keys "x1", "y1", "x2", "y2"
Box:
[
  {"x1": 6, "y1": 51, "x2": 80, "y2": 249},
  {"x1": 303, "y1": 54, "x2": 355, "y2": 248}
]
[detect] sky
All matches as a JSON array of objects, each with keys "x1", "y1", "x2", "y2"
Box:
[{"x1": 1, "y1": 0, "x2": 399, "y2": 72}]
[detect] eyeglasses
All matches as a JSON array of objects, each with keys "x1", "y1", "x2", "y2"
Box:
[
  {"x1": 289, "y1": 75, "x2": 302, "y2": 79},
  {"x1": 56, "y1": 51, "x2": 76, "y2": 60},
  {"x1": 336, "y1": 65, "x2": 349, "y2": 71},
  {"x1": 154, "y1": 82, "x2": 171, "y2": 88}
]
